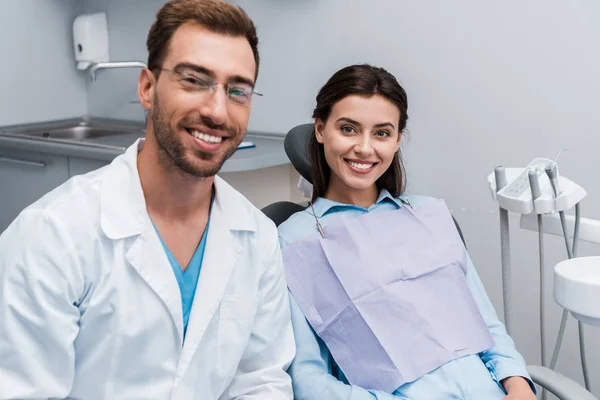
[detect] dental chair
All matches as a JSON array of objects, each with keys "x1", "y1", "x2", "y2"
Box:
[{"x1": 260, "y1": 123, "x2": 598, "y2": 400}]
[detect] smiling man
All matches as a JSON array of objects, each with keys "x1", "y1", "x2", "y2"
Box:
[{"x1": 0, "y1": 1, "x2": 295, "y2": 399}]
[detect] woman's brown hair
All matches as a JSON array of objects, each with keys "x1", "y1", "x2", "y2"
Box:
[{"x1": 308, "y1": 64, "x2": 409, "y2": 202}]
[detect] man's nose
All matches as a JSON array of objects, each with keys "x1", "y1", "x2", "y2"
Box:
[{"x1": 200, "y1": 85, "x2": 228, "y2": 126}]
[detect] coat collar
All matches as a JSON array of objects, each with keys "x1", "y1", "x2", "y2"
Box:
[{"x1": 99, "y1": 139, "x2": 256, "y2": 240}]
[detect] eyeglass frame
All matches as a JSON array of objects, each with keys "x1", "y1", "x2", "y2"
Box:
[{"x1": 153, "y1": 66, "x2": 263, "y2": 106}]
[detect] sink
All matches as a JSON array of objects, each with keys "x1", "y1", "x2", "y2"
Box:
[
  {"x1": 20, "y1": 125, "x2": 143, "y2": 141},
  {"x1": 0, "y1": 118, "x2": 145, "y2": 142}
]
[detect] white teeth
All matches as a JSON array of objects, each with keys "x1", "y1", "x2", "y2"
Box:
[
  {"x1": 190, "y1": 130, "x2": 222, "y2": 144},
  {"x1": 348, "y1": 160, "x2": 374, "y2": 170}
]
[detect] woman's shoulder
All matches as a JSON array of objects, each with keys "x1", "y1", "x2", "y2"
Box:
[
  {"x1": 277, "y1": 194, "x2": 448, "y2": 248},
  {"x1": 277, "y1": 206, "x2": 316, "y2": 248}
]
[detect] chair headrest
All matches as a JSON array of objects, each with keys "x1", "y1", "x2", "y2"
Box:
[{"x1": 284, "y1": 123, "x2": 314, "y2": 184}]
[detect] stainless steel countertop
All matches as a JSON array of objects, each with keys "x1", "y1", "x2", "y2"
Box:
[{"x1": 0, "y1": 118, "x2": 289, "y2": 172}]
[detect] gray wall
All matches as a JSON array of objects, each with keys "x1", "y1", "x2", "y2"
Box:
[
  {"x1": 83, "y1": 0, "x2": 165, "y2": 122},
  {"x1": 234, "y1": 0, "x2": 600, "y2": 396},
  {"x1": 0, "y1": 0, "x2": 87, "y2": 126}
]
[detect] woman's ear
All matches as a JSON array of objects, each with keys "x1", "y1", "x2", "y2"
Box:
[
  {"x1": 395, "y1": 131, "x2": 402, "y2": 151},
  {"x1": 315, "y1": 119, "x2": 325, "y2": 144}
]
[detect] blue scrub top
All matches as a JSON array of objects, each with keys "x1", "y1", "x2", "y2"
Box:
[
  {"x1": 152, "y1": 199, "x2": 213, "y2": 337},
  {"x1": 277, "y1": 191, "x2": 535, "y2": 399}
]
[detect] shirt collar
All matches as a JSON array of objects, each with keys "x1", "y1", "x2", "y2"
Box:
[{"x1": 310, "y1": 189, "x2": 405, "y2": 218}]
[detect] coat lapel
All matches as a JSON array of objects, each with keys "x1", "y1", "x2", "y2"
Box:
[
  {"x1": 126, "y1": 226, "x2": 185, "y2": 345},
  {"x1": 100, "y1": 146, "x2": 258, "y2": 377},
  {"x1": 176, "y1": 197, "x2": 242, "y2": 376},
  {"x1": 175, "y1": 177, "x2": 256, "y2": 377},
  {"x1": 100, "y1": 139, "x2": 184, "y2": 344}
]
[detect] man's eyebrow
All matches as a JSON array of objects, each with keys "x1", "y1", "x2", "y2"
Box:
[
  {"x1": 172, "y1": 63, "x2": 255, "y2": 87},
  {"x1": 173, "y1": 62, "x2": 215, "y2": 78},
  {"x1": 228, "y1": 75, "x2": 255, "y2": 88}
]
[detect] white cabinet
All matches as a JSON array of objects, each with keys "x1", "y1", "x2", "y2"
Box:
[{"x1": 0, "y1": 149, "x2": 70, "y2": 232}]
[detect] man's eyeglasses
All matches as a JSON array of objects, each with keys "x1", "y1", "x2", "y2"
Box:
[{"x1": 155, "y1": 68, "x2": 263, "y2": 106}]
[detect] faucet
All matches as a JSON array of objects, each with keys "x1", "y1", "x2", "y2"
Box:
[{"x1": 89, "y1": 61, "x2": 147, "y2": 81}]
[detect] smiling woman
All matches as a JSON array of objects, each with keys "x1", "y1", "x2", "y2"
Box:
[
  {"x1": 308, "y1": 64, "x2": 408, "y2": 208},
  {"x1": 277, "y1": 64, "x2": 537, "y2": 400},
  {"x1": 314, "y1": 95, "x2": 402, "y2": 209}
]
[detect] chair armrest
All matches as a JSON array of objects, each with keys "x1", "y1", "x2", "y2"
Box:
[{"x1": 527, "y1": 365, "x2": 598, "y2": 400}]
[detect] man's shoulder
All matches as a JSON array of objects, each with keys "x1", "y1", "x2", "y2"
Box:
[
  {"x1": 0, "y1": 162, "x2": 117, "y2": 260},
  {"x1": 19, "y1": 163, "x2": 112, "y2": 230}
]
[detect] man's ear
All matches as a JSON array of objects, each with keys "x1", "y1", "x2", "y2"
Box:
[{"x1": 138, "y1": 68, "x2": 156, "y2": 111}]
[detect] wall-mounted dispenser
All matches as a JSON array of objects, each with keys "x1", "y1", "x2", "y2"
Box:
[
  {"x1": 73, "y1": 12, "x2": 109, "y2": 71},
  {"x1": 73, "y1": 12, "x2": 147, "y2": 81}
]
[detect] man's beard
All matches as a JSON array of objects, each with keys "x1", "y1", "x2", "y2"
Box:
[{"x1": 151, "y1": 93, "x2": 243, "y2": 178}]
